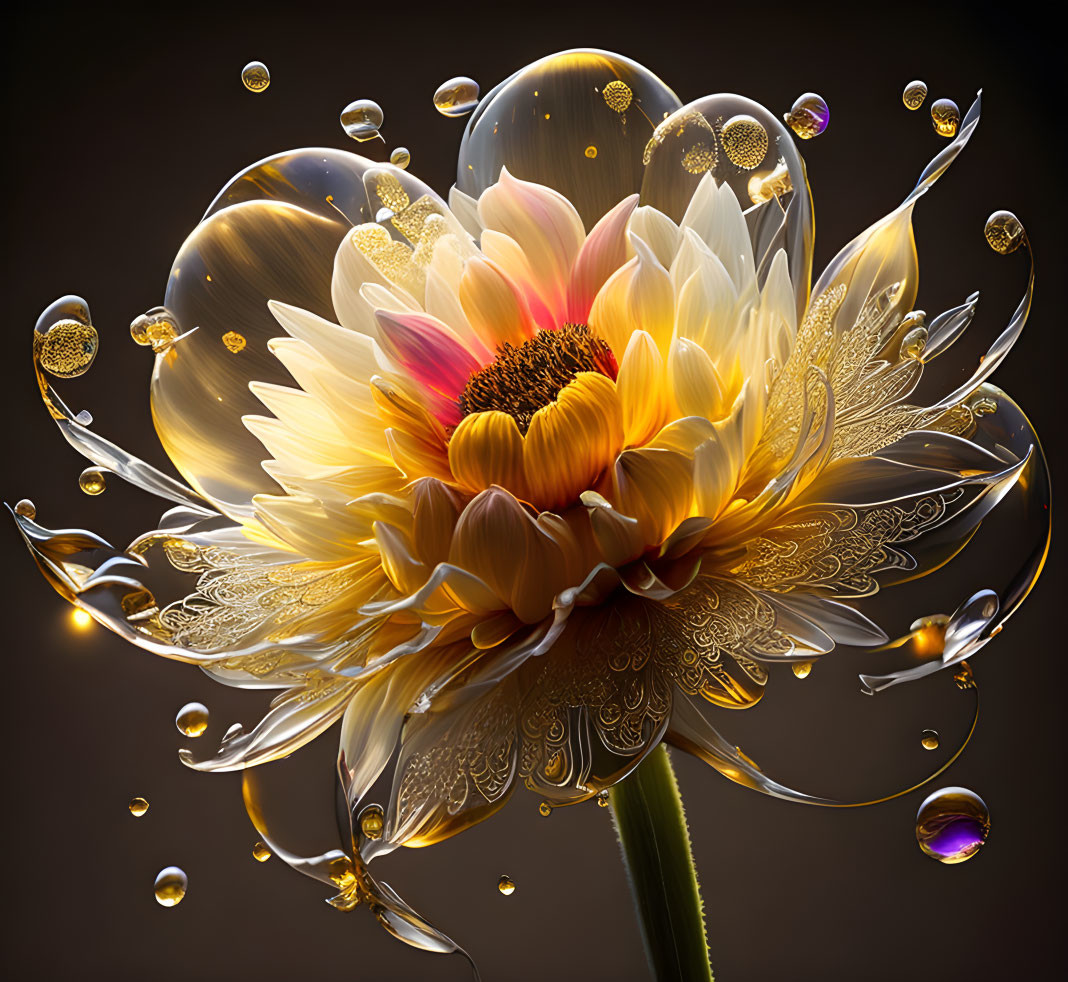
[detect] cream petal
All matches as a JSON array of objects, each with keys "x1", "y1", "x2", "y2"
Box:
[
  {"x1": 668, "y1": 337, "x2": 727, "y2": 420},
  {"x1": 479, "y1": 229, "x2": 558, "y2": 332},
  {"x1": 424, "y1": 266, "x2": 492, "y2": 362},
  {"x1": 459, "y1": 256, "x2": 536, "y2": 350},
  {"x1": 628, "y1": 205, "x2": 680, "y2": 268},
  {"x1": 447, "y1": 184, "x2": 483, "y2": 240},
  {"x1": 680, "y1": 174, "x2": 756, "y2": 295}
]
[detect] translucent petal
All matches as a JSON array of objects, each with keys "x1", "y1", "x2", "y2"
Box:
[
  {"x1": 640, "y1": 94, "x2": 813, "y2": 323},
  {"x1": 456, "y1": 49, "x2": 681, "y2": 230}
]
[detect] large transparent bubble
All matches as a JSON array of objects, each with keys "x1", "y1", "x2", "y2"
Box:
[
  {"x1": 456, "y1": 49, "x2": 682, "y2": 230},
  {"x1": 640, "y1": 95, "x2": 814, "y2": 321}
]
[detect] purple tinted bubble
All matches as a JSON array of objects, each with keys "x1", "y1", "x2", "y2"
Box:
[{"x1": 926, "y1": 817, "x2": 985, "y2": 859}]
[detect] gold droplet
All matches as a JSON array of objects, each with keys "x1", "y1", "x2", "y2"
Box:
[
  {"x1": 129, "y1": 796, "x2": 149, "y2": 817},
  {"x1": 359, "y1": 804, "x2": 385, "y2": 840},
  {"x1": 38, "y1": 320, "x2": 99, "y2": 378},
  {"x1": 921, "y1": 729, "x2": 940, "y2": 751},
  {"x1": 720, "y1": 115, "x2": 768, "y2": 169},
  {"x1": 584, "y1": 145, "x2": 598, "y2": 159},
  {"x1": 984, "y1": 210, "x2": 1025, "y2": 255},
  {"x1": 902, "y1": 80, "x2": 928, "y2": 110},
  {"x1": 78, "y1": 467, "x2": 107, "y2": 495},
  {"x1": 175, "y1": 702, "x2": 209, "y2": 738},
  {"x1": 154, "y1": 867, "x2": 187, "y2": 907},
  {"x1": 14, "y1": 498, "x2": 36, "y2": 519},
  {"x1": 681, "y1": 144, "x2": 716, "y2": 174},
  {"x1": 596, "y1": 790, "x2": 610, "y2": 808},
  {"x1": 241, "y1": 61, "x2": 270, "y2": 93},
  {"x1": 792, "y1": 661, "x2": 813, "y2": 679},
  {"x1": 221, "y1": 331, "x2": 246, "y2": 354},
  {"x1": 130, "y1": 307, "x2": 179, "y2": 353},
  {"x1": 497, "y1": 874, "x2": 516, "y2": 896},
  {"x1": 252, "y1": 841, "x2": 272, "y2": 862},
  {"x1": 930, "y1": 98, "x2": 960, "y2": 138},
  {"x1": 602, "y1": 80, "x2": 633, "y2": 114},
  {"x1": 538, "y1": 800, "x2": 552, "y2": 817},
  {"x1": 389, "y1": 146, "x2": 411, "y2": 169},
  {"x1": 70, "y1": 608, "x2": 92, "y2": 630}
]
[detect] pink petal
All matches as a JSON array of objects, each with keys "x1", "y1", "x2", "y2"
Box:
[{"x1": 567, "y1": 194, "x2": 639, "y2": 324}]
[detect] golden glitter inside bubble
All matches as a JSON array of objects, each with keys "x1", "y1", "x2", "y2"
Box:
[
  {"x1": 984, "y1": 210, "x2": 1025, "y2": 254},
  {"x1": 497, "y1": 875, "x2": 516, "y2": 896},
  {"x1": 241, "y1": 61, "x2": 270, "y2": 92},
  {"x1": 221, "y1": 331, "x2": 246, "y2": 353},
  {"x1": 128, "y1": 796, "x2": 149, "y2": 817},
  {"x1": 602, "y1": 79, "x2": 633, "y2": 113},
  {"x1": 359, "y1": 805, "x2": 385, "y2": 840},
  {"x1": 14, "y1": 499, "x2": 36, "y2": 519},
  {"x1": 252, "y1": 841, "x2": 272, "y2": 862},
  {"x1": 130, "y1": 309, "x2": 179, "y2": 353},
  {"x1": 38, "y1": 320, "x2": 98, "y2": 378},
  {"x1": 681, "y1": 144, "x2": 715, "y2": 174},
  {"x1": 720, "y1": 115, "x2": 768, "y2": 169},
  {"x1": 792, "y1": 661, "x2": 813, "y2": 679},
  {"x1": 903, "y1": 80, "x2": 928, "y2": 110},
  {"x1": 78, "y1": 467, "x2": 107, "y2": 495},
  {"x1": 584, "y1": 145, "x2": 598, "y2": 158},
  {"x1": 930, "y1": 98, "x2": 960, "y2": 138}
]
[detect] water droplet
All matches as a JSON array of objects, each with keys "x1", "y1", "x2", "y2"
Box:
[
  {"x1": 14, "y1": 499, "x2": 36, "y2": 519},
  {"x1": 359, "y1": 804, "x2": 385, "y2": 840},
  {"x1": 596, "y1": 790, "x2": 610, "y2": 808},
  {"x1": 340, "y1": 99, "x2": 384, "y2": 142},
  {"x1": 153, "y1": 866, "x2": 188, "y2": 906},
  {"x1": 902, "y1": 80, "x2": 928, "y2": 110},
  {"x1": 783, "y1": 92, "x2": 829, "y2": 139},
  {"x1": 433, "y1": 76, "x2": 479, "y2": 117},
  {"x1": 584, "y1": 145, "x2": 598, "y2": 159},
  {"x1": 130, "y1": 307, "x2": 180, "y2": 353},
  {"x1": 900, "y1": 326, "x2": 929, "y2": 361},
  {"x1": 38, "y1": 319, "x2": 98, "y2": 378},
  {"x1": 78, "y1": 467, "x2": 107, "y2": 496},
  {"x1": 252, "y1": 841, "x2": 272, "y2": 862},
  {"x1": 175, "y1": 702, "x2": 209, "y2": 738},
  {"x1": 720, "y1": 115, "x2": 768, "y2": 169},
  {"x1": 792, "y1": 661, "x2": 813, "y2": 679},
  {"x1": 241, "y1": 61, "x2": 270, "y2": 93},
  {"x1": 70, "y1": 608, "x2": 92, "y2": 630},
  {"x1": 602, "y1": 80, "x2": 633, "y2": 114},
  {"x1": 221, "y1": 331, "x2": 246, "y2": 354},
  {"x1": 497, "y1": 874, "x2": 516, "y2": 896},
  {"x1": 915, "y1": 787, "x2": 989, "y2": 864},
  {"x1": 984, "y1": 210, "x2": 1025, "y2": 255},
  {"x1": 930, "y1": 98, "x2": 960, "y2": 138},
  {"x1": 129, "y1": 796, "x2": 149, "y2": 817},
  {"x1": 921, "y1": 729, "x2": 940, "y2": 751},
  {"x1": 538, "y1": 800, "x2": 552, "y2": 817},
  {"x1": 389, "y1": 146, "x2": 410, "y2": 169}
]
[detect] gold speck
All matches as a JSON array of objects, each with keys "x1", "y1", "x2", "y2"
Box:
[
  {"x1": 602, "y1": 80, "x2": 633, "y2": 113},
  {"x1": 221, "y1": 331, "x2": 246, "y2": 353},
  {"x1": 584, "y1": 145, "x2": 598, "y2": 159}
]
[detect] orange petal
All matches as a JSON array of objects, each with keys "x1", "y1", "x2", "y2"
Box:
[{"x1": 459, "y1": 256, "x2": 537, "y2": 351}]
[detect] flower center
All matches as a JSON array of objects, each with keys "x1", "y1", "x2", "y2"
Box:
[{"x1": 458, "y1": 324, "x2": 617, "y2": 433}]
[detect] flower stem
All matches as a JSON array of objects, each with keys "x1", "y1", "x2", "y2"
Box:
[{"x1": 608, "y1": 744, "x2": 713, "y2": 982}]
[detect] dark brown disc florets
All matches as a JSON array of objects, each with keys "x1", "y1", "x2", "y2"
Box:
[{"x1": 458, "y1": 324, "x2": 618, "y2": 433}]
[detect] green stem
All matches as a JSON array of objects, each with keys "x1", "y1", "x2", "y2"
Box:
[{"x1": 609, "y1": 744, "x2": 713, "y2": 982}]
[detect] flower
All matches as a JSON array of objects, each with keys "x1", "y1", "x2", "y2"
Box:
[{"x1": 13, "y1": 49, "x2": 1049, "y2": 958}]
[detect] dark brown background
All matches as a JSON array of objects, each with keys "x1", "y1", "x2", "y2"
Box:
[{"x1": 2, "y1": 2, "x2": 1063, "y2": 980}]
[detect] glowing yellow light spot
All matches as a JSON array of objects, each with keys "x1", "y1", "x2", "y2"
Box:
[
  {"x1": 71, "y1": 609, "x2": 92, "y2": 630},
  {"x1": 584, "y1": 145, "x2": 598, "y2": 158}
]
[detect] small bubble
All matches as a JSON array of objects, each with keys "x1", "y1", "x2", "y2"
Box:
[
  {"x1": 433, "y1": 77, "x2": 479, "y2": 117},
  {"x1": 175, "y1": 702, "x2": 209, "y2": 738},
  {"x1": 221, "y1": 331, "x2": 246, "y2": 354},
  {"x1": 241, "y1": 61, "x2": 270, "y2": 93},
  {"x1": 930, "y1": 98, "x2": 960, "y2": 138},
  {"x1": 538, "y1": 800, "x2": 552, "y2": 817},
  {"x1": 900, "y1": 326, "x2": 928, "y2": 361},
  {"x1": 497, "y1": 874, "x2": 516, "y2": 896},
  {"x1": 130, "y1": 307, "x2": 180, "y2": 353},
  {"x1": 984, "y1": 210, "x2": 1025, "y2": 255},
  {"x1": 154, "y1": 866, "x2": 188, "y2": 907},
  {"x1": 783, "y1": 92, "x2": 829, "y2": 139},
  {"x1": 340, "y1": 99, "x2": 384, "y2": 142},
  {"x1": 921, "y1": 729, "x2": 940, "y2": 751},
  {"x1": 602, "y1": 80, "x2": 633, "y2": 114},
  {"x1": 78, "y1": 467, "x2": 107, "y2": 496},
  {"x1": 915, "y1": 787, "x2": 989, "y2": 864},
  {"x1": 129, "y1": 796, "x2": 149, "y2": 817},
  {"x1": 584, "y1": 145, "x2": 598, "y2": 159},
  {"x1": 791, "y1": 661, "x2": 813, "y2": 679},
  {"x1": 720, "y1": 115, "x2": 768, "y2": 169},
  {"x1": 38, "y1": 319, "x2": 99, "y2": 378},
  {"x1": 359, "y1": 804, "x2": 385, "y2": 840},
  {"x1": 903, "y1": 80, "x2": 928, "y2": 110},
  {"x1": 14, "y1": 499, "x2": 36, "y2": 519},
  {"x1": 596, "y1": 790, "x2": 610, "y2": 808},
  {"x1": 389, "y1": 146, "x2": 411, "y2": 169},
  {"x1": 252, "y1": 841, "x2": 272, "y2": 862}
]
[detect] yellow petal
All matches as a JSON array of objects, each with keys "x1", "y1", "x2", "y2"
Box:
[
  {"x1": 448, "y1": 410, "x2": 530, "y2": 501},
  {"x1": 616, "y1": 330, "x2": 668, "y2": 447}
]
